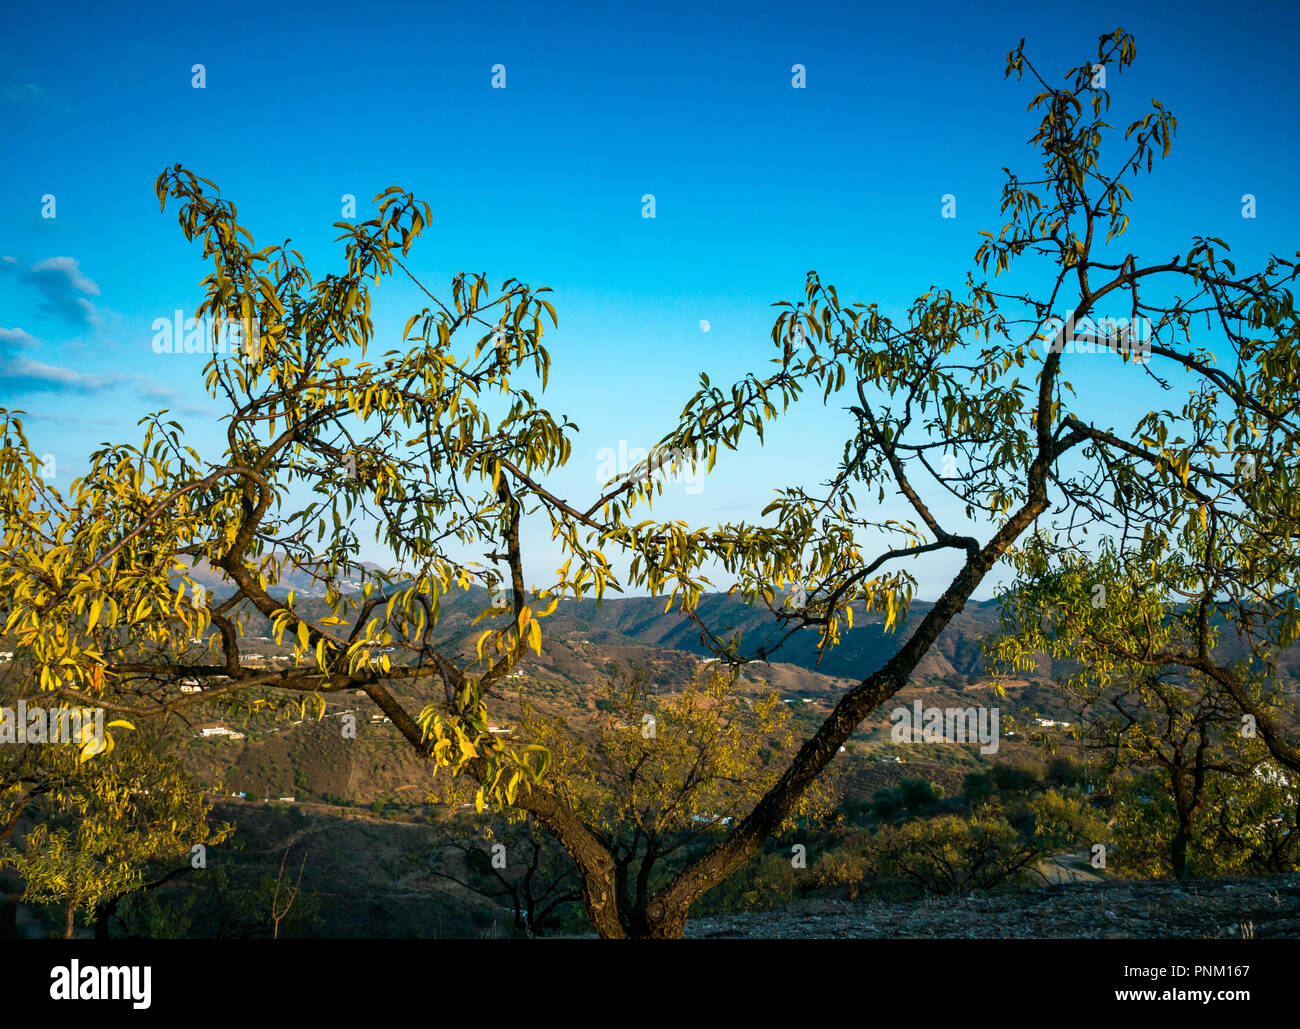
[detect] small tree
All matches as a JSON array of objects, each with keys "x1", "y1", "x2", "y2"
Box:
[
  {"x1": 867, "y1": 813, "x2": 1044, "y2": 895},
  {"x1": 994, "y1": 538, "x2": 1296, "y2": 877},
  {"x1": 269, "y1": 843, "x2": 309, "y2": 941},
  {"x1": 0, "y1": 732, "x2": 232, "y2": 938},
  {"x1": 430, "y1": 813, "x2": 582, "y2": 937},
  {"x1": 1096, "y1": 671, "x2": 1243, "y2": 878},
  {"x1": 505, "y1": 663, "x2": 830, "y2": 936}
]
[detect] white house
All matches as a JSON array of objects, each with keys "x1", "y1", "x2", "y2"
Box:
[{"x1": 197, "y1": 724, "x2": 246, "y2": 740}]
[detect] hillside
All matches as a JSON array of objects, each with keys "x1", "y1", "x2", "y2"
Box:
[{"x1": 180, "y1": 572, "x2": 1300, "y2": 696}]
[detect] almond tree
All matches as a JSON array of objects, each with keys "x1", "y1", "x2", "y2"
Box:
[
  {"x1": 0, "y1": 732, "x2": 232, "y2": 938},
  {"x1": 2, "y1": 28, "x2": 1297, "y2": 936},
  {"x1": 992, "y1": 534, "x2": 1300, "y2": 873}
]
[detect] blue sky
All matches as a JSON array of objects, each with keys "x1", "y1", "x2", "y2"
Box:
[{"x1": 2, "y1": 0, "x2": 1297, "y2": 599}]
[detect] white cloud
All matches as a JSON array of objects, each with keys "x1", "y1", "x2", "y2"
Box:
[
  {"x1": 0, "y1": 327, "x2": 37, "y2": 348},
  {"x1": 20, "y1": 257, "x2": 102, "y2": 328},
  {"x1": 30, "y1": 256, "x2": 101, "y2": 296}
]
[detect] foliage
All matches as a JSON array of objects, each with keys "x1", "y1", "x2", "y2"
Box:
[
  {"x1": 429, "y1": 812, "x2": 583, "y2": 937},
  {"x1": 0, "y1": 731, "x2": 233, "y2": 937},
  {"x1": 502, "y1": 662, "x2": 834, "y2": 927},
  {"x1": 864, "y1": 813, "x2": 1044, "y2": 895},
  {"x1": 110, "y1": 858, "x2": 322, "y2": 939},
  {"x1": 871, "y1": 777, "x2": 946, "y2": 820},
  {"x1": 1017, "y1": 788, "x2": 1108, "y2": 853},
  {"x1": 992, "y1": 762, "x2": 1045, "y2": 794},
  {"x1": 1109, "y1": 759, "x2": 1300, "y2": 878}
]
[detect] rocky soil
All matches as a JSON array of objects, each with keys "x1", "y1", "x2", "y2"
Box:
[{"x1": 685, "y1": 874, "x2": 1300, "y2": 938}]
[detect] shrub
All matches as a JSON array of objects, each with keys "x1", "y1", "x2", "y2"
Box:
[
  {"x1": 963, "y1": 771, "x2": 996, "y2": 808},
  {"x1": 1045, "y1": 756, "x2": 1087, "y2": 788},
  {"x1": 898, "y1": 777, "x2": 945, "y2": 810},
  {"x1": 866, "y1": 812, "x2": 1042, "y2": 894},
  {"x1": 814, "y1": 848, "x2": 869, "y2": 901},
  {"x1": 1024, "y1": 789, "x2": 1107, "y2": 852},
  {"x1": 992, "y1": 762, "x2": 1043, "y2": 794}
]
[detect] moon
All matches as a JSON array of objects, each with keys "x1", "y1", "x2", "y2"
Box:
[{"x1": 699, "y1": 320, "x2": 710, "y2": 332}]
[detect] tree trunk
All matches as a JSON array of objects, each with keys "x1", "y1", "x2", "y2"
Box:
[
  {"x1": 635, "y1": 896, "x2": 689, "y2": 939},
  {"x1": 1171, "y1": 827, "x2": 1190, "y2": 880}
]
